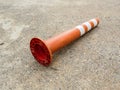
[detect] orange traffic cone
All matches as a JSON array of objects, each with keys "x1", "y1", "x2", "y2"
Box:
[{"x1": 30, "y1": 18, "x2": 100, "y2": 66}]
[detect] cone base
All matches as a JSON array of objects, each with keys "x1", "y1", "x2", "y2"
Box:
[{"x1": 30, "y1": 38, "x2": 52, "y2": 66}]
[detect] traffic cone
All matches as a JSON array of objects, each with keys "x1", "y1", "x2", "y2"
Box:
[{"x1": 30, "y1": 18, "x2": 100, "y2": 66}]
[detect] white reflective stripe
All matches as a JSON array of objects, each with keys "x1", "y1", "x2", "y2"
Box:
[
  {"x1": 76, "y1": 25, "x2": 85, "y2": 36},
  {"x1": 83, "y1": 22, "x2": 91, "y2": 31},
  {"x1": 91, "y1": 19, "x2": 97, "y2": 27}
]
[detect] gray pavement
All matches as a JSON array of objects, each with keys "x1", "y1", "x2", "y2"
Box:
[{"x1": 0, "y1": 0, "x2": 120, "y2": 90}]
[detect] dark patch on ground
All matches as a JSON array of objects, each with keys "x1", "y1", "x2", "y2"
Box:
[{"x1": 0, "y1": 43, "x2": 4, "y2": 45}]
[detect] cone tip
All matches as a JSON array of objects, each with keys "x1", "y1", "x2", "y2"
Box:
[{"x1": 95, "y1": 18, "x2": 100, "y2": 24}]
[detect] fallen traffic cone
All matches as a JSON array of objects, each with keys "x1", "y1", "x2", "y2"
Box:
[{"x1": 30, "y1": 18, "x2": 100, "y2": 66}]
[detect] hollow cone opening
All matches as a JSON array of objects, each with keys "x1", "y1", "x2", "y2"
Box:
[{"x1": 30, "y1": 38, "x2": 52, "y2": 66}]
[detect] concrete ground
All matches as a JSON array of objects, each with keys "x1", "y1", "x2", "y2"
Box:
[{"x1": 0, "y1": 0, "x2": 120, "y2": 90}]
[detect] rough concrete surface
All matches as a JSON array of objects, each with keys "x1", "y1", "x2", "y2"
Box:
[{"x1": 0, "y1": 0, "x2": 120, "y2": 90}]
